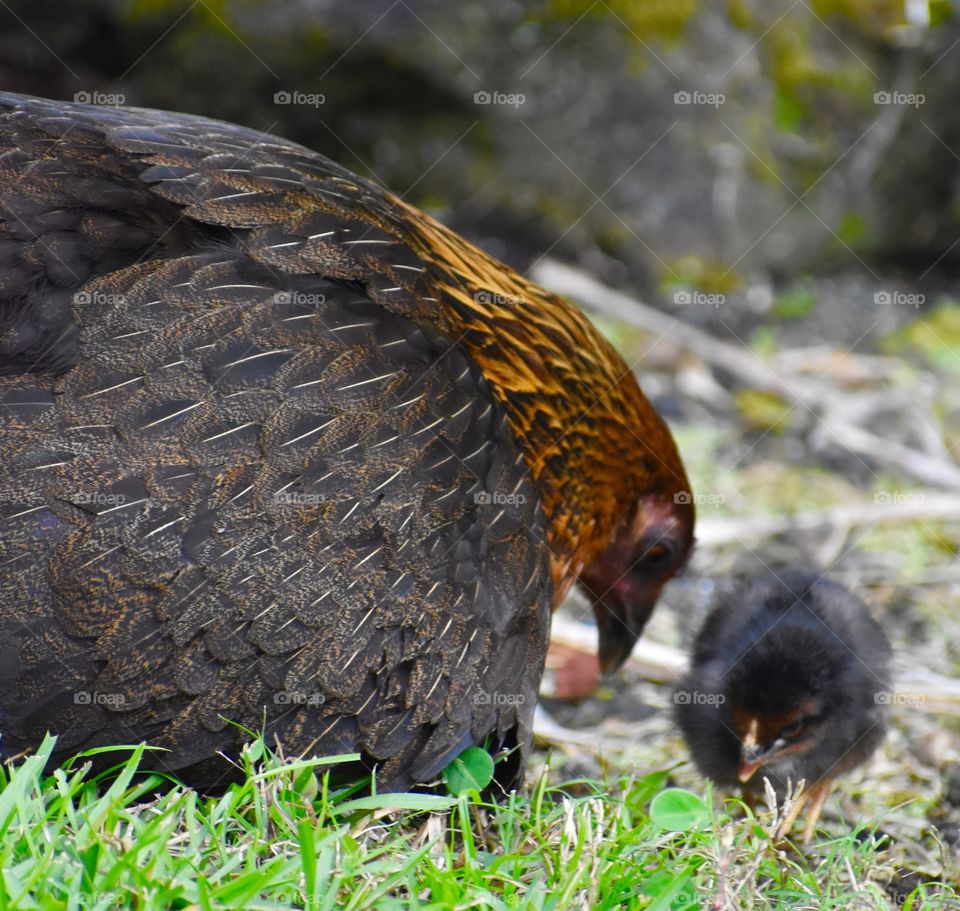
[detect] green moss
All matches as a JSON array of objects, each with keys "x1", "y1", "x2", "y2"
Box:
[
  {"x1": 836, "y1": 210, "x2": 868, "y2": 247},
  {"x1": 881, "y1": 299, "x2": 960, "y2": 372},
  {"x1": 660, "y1": 255, "x2": 744, "y2": 295},
  {"x1": 773, "y1": 282, "x2": 817, "y2": 319},
  {"x1": 543, "y1": 0, "x2": 697, "y2": 43},
  {"x1": 764, "y1": 18, "x2": 874, "y2": 130},
  {"x1": 772, "y1": 88, "x2": 806, "y2": 132},
  {"x1": 739, "y1": 462, "x2": 861, "y2": 511},
  {"x1": 750, "y1": 325, "x2": 778, "y2": 358},
  {"x1": 726, "y1": 0, "x2": 753, "y2": 30},
  {"x1": 930, "y1": 0, "x2": 955, "y2": 27},
  {"x1": 811, "y1": 0, "x2": 916, "y2": 35},
  {"x1": 858, "y1": 515, "x2": 958, "y2": 578},
  {"x1": 734, "y1": 389, "x2": 793, "y2": 433}
]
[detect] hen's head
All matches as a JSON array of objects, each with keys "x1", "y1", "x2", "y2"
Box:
[{"x1": 578, "y1": 491, "x2": 694, "y2": 673}]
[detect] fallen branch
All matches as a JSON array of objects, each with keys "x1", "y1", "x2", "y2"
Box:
[
  {"x1": 532, "y1": 258, "x2": 826, "y2": 406},
  {"x1": 814, "y1": 421, "x2": 960, "y2": 490},
  {"x1": 695, "y1": 493, "x2": 960, "y2": 547},
  {"x1": 534, "y1": 257, "x2": 960, "y2": 491}
]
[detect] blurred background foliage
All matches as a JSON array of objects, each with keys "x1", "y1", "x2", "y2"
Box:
[{"x1": 3, "y1": 0, "x2": 959, "y2": 318}]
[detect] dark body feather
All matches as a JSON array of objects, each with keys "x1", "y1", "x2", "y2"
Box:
[
  {"x1": 0, "y1": 94, "x2": 554, "y2": 788},
  {"x1": 0, "y1": 93, "x2": 693, "y2": 790}
]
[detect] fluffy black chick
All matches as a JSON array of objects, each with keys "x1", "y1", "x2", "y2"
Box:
[{"x1": 674, "y1": 570, "x2": 892, "y2": 841}]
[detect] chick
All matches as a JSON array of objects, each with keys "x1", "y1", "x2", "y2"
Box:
[{"x1": 674, "y1": 570, "x2": 892, "y2": 842}]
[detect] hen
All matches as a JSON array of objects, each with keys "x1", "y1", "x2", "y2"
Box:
[
  {"x1": 0, "y1": 92, "x2": 693, "y2": 789},
  {"x1": 675, "y1": 571, "x2": 891, "y2": 841}
]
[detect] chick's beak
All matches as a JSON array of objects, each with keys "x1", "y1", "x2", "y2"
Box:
[
  {"x1": 738, "y1": 722, "x2": 769, "y2": 783},
  {"x1": 738, "y1": 744, "x2": 766, "y2": 783}
]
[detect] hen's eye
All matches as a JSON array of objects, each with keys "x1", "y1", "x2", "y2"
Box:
[{"x1": 639, "y1": 543, "x2": 673, "y2": 569}]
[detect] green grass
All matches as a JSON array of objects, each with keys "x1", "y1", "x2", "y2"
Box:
[{"x1": 0, "y1": 736, "x2": 956, "y2": 910}]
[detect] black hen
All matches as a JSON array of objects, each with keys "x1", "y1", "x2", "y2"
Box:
[{"x1": 675, "y1": 571, "x2": 892, "y2": 841}]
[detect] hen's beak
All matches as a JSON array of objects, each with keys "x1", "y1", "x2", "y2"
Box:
[
  {"x1": 594, "y1": 596, "x2": 655, "y2": 675},
  {"x1": 597, "y1": 623, "x2": 639, "y2": 676}
]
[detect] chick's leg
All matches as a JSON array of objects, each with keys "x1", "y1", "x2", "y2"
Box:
[{"x1": 800, "y1": 780, "x2": 833, "y2": 845}]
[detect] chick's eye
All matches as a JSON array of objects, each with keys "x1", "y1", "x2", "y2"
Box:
[{"x1": 781, "y1": 719, "x2": 805, "y2": 739}]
